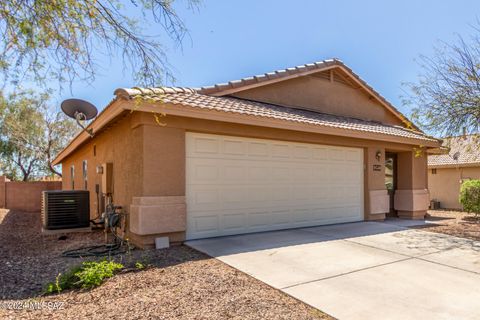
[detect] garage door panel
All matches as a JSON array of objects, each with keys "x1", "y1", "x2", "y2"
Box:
[
  {"x1": 223, "y1": 138, "x2": 246, "y2": 155},
  {"x1": 187, "y1": 187, "x2": 222, "y2": 212},
  {"x1": 222, "y1": 212, "x2": 246, "y2": 231},
  {"x1": 329, "y1": 148, "x2": 345, "y2": 160},
  {"x1": 248, "y1": 165, "x2": 271, "y2": 182},
  {"x1": 248, "y1": 141, "x2": 269, "y2": 157},
  {"x1": 221, "y1": 187, "x2": 248, "y2": 209},
  {"x1": 186, "y1": 133, "x2": 364, "y2": 240},
  {"x1": 223, "y1": 165, "x2": 247, "y2": 181},
  {"x1": 247, "y1": 187, "x2": 271, "y2": 204},
  {"x1": 271, "y1": 209, "x2": 292, "y2": 226},
  {"x1": 192, "y1": 214, "x2": 219, "y2": 233},
  {"x1": 293, "y1": 145, "x2": 311, "y2": 159},
  {"x1": 313, "y1": 147, "x2": 328, "y2": 160},
  {"x1": 191, "y1": 137, "x2": 220, "y2": 155},
  {"x1": 248, "y1": 211, "x2": 271, "y2": 227},
  {"x1": 272, "y1": 143, "x2": 290, "y2": 158}
]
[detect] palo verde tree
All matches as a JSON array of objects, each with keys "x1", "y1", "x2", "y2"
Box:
[
  {"x1": 0, "y1": 90, "x2": 77, "y2": 181},
  {"x1": 0, "y1": 0, "x2": 198, "y2": 88},
  {"x1": 404, "y1": 26, "x2": 480, "y2": 137}
]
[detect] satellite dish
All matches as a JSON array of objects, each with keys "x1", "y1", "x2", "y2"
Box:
[
  {"x1": 452, "y1": 151, "x2": 460, "y2": 161},
  {"x1": 61, "y1": 99, "x2": 98, "y2": 120},
  {"x1": 61, "y1": 99, "x2": 98, "y2": 137}
]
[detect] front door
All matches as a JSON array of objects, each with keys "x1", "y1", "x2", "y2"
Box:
[{"x1": 385, "y1": 152, "x2": 397, "y2": 216}]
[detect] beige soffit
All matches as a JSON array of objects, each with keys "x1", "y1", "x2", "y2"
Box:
[
  {"x1": 428, "y1": 135, "x2": 480, "y2": 168},
  {"x1": 196, "y1": 58, "x2": 418, "y2": 131}
]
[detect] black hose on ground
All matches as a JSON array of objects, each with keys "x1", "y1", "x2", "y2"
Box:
[
  {"x1": 62, "y1": 205, "x2": 131, "y2": 258},
  {"x1": 61, "y1": 241, "x2": 126, "y2": 258}
]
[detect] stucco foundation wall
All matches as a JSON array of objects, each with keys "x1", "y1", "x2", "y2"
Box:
[
  {"x1": 0, "y1": 179, "x2": 62, "y2": 212},
  {"x1": 61, "y1": 112, "x2": 144, "y2": 221},
  {"x1": 428, "y1": 166, "x2": 480, "y2": 210}
]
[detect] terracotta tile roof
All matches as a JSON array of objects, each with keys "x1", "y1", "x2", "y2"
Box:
[
  {"x1": 114, "y1": 87, "x2": 438, "y2": 143},
  {"x1": 196, "y1": 59, "x2": 341, "y2": 95},
  {"x1": 194, "y1": 58, "x2": 416, "y2": 130},
  {"x1": 428, "y1": 135, "x2": 480, "y2": 167}
]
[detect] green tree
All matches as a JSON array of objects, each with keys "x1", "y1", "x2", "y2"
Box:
[
  {"x1": 404, "y1": 29, "x2": 480, "y2": 136},
  {"x1": 0, "y1": 90, "x2": 77, "y2": 181},
  {"x1": 0, "y1": 0, "x2": 198, "y2": 88}
]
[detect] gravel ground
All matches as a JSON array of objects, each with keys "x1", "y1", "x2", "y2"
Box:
[
  {"x1": 0, "y1": 209, "x2": 331, "y2": 320},
  {"x1": 418, "y1": 209, "x2": 480, "y2": 241}
]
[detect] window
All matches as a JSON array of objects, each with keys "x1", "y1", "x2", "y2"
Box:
[
  {"x1": 83, "y1": 160, "x2": 88, "y2": 190},
  {"x1": 70, "y1": 166, "x2": 75, "y2": 190},
  {"x1": 93, "y1": 145, "x2": 96, "y2": 157},
  {"x1": 431, "y1": 168, "x2": 437, "y2": 175}
]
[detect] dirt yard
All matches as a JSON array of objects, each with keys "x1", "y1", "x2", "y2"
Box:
[
  {"x1": 0, "y1": 209, "x2": 331, "y2": 320},
  {"x1": 421, "y1": 209, "x2": 480, "y2": 241}
]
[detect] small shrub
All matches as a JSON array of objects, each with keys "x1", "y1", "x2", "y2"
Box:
[
  {"x1": 44, "y1": 260, "x2": 123, "y2": 294},
  {"x1": 459, "y1": 179, "x2": 480, "y2": 216},
  {"x1": 44, "y1": 265, "x2": 83, "y2": 294},
  {"x1": 135, "y1": 262, "x2": 146, "y2": 270},
  {"x1": 75, "y1": 260, "x2": 124, "y2": 288}
]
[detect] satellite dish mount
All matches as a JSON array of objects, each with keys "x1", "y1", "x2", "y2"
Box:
[{"x1": 61, "y1": 99, "x2": 98, "y2": 138}]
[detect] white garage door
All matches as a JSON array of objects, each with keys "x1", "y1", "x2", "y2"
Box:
[{"x1": 186, "y1": 133, "x2": 364, "y2": 240}]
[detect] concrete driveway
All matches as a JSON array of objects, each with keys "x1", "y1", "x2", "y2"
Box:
[{"x1": 186, "y1": 220, "x2": 480, "y2": 320}]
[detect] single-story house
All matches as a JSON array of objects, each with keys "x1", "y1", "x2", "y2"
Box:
[
  {"x1": 428, "y1": 135, "x2": 480, "y2": 210},
  {"x1": 52, "y1": 59, "x2": 441, "y2": 247}
]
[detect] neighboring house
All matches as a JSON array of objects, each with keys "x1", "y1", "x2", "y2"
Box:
[
  {"x1": 53, "y1": 59, "x2": 441, "y2": 248},
  {"x1": 428, "y1": 135, "x2": 480, "y2": 210}
]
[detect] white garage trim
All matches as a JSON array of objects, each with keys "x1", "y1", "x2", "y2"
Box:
[{"x1": 186, "y1": 133, "x2": 364, "y2": 240}]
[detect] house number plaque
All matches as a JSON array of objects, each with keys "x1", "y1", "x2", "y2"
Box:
[{"x1": 373, "y1": 164, "x2": 382, "y2": 171}]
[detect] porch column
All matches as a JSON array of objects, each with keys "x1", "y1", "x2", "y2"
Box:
[
  {"x1": 365, "y1": 147, "x2": 389, "y2": 220},
  {"x1": 394, "y1": 150, "x2": 429, "y2": 219}
]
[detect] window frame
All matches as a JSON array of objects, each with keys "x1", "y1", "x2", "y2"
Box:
[
  {"x1": 70, "y1": 165, "x2": 75, "y2": 190},
  {"x1": 82, "y1": 160, "x2": 88, "y2": 190}
]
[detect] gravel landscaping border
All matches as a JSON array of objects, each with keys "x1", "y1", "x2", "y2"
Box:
[
  {"x1": 415, "y1": 209, "x2": 480, "y2": 241},
  {"x1": 0, "y1": 209, "x2": 332, "y2": 320}
]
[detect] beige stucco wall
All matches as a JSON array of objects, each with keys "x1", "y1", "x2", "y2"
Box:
[
  {"x1": 231, "y1": 74, "x2": 403, "y2": 126},
  {"x1": 61, "y1": 112, "x2": 144, "y2": 222},
  {"x1": 0, "y1": 178, "x2": 61, "y2": 212},
  {"x1": 60, "y1": 108, "x2": 429, "y2": 247},
  {"x1": 428, "y1": 166, "x2": 480, "y2": 210}
]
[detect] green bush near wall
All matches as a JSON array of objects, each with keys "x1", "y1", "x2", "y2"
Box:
[
  {"x1": 44, "y1": 260, "x2": 124, "y2": 294},
  {"x1": 459, "y1": 179, "x2": 480, "y2": 216}
]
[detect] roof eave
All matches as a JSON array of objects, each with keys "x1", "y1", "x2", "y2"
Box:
[
  {"x1": 129, "y1": 101, "x2": 440, "y2": 148},
  {"x1": 428, "y1": 162, "x2": 480, "y2": 169}
]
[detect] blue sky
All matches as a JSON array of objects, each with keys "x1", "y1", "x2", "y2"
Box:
[{"x1": 62, "y1": 0, "x2": 480, "y2": 117}]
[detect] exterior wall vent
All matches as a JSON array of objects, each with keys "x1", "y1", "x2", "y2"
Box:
[{"x1": 42, "y1": 191, "x2": 90, "y2": 230}]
